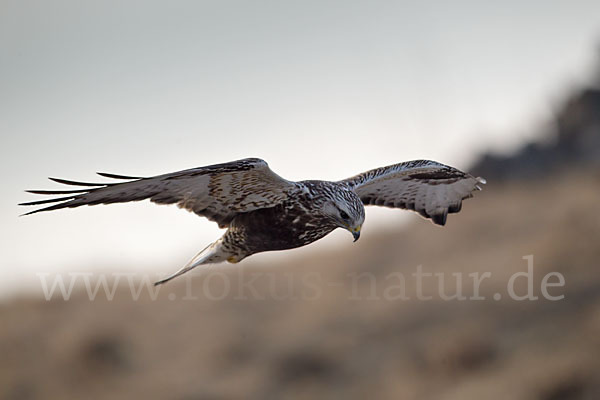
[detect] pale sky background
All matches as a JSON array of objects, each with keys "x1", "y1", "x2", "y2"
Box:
[{"x1": 1, "y1": 0, "x2": 600, "y2": 297}]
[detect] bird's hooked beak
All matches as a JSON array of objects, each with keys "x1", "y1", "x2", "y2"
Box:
[{"x1": 351, "y1": 225, "x2": 361, "y2": 242}]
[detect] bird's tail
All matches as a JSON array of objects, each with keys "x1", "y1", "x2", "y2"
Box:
[{"x1": 154, "y1": 238, "x2": 229, "y2": 286}]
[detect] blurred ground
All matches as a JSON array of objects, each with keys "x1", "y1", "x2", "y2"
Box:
[{"x1": 1, "y1": 166, "x2": 600, "y2": 400}]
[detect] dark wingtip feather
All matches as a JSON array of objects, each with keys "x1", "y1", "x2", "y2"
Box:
[
  {"x1": 431, "y1": 212, "x2": 447, "y2": 226},
  {"x1": 26, "y1": 189, "x2": 90, "y2": 195},
  {"x1": 20, "y1": 209, "x2": 44, "y2": 216},
  {"x1": 48, "y1": 177, "x2": 107, "y2": 187},
  {"x1": 19, "y1": 195, "x2": 76, "y2": 207},
  {"x1": 448, "y1": 201, "x2": 462, "y2": 214},
  {"x1": 97, "y1": 172, "x2": 143, "y2": 180},
  {"x1": 19, "y1": 199, "x2": 76, "y2": 216}
]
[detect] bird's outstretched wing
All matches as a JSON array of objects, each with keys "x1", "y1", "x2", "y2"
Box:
[
  {"x1": 341, "y1": 160, "x2": 485, "y2": 226},
  {"x1": 20, "y1": 158, "x2": 295, "y2": 228}
]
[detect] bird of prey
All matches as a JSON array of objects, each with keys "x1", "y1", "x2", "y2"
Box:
[{"x1": 20, "y1": 158, "x2": 485, "y2": 285}]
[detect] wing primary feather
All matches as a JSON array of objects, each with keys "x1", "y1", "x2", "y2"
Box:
[
  {"x1": 431, "y1": 212, "x2": 447, "y2": 226},
  {"x1": 26, "y1": 189, "x2": 91, "y2": 195},
  {"x1": 19, "y1": 200, "x2": 77, "y2": 216},
  {"x1": 448, "y1": 202, "x2": 462, "y2": 213},
  {"x1": 96, "y1": 172, "x2": 143, "y2": 180},
  {"x1": 48, "y1": 177, "x2": 108, "y2": 187},
  {"x1": 19, "y1": 195, "x2": 77, "y2": 206}
]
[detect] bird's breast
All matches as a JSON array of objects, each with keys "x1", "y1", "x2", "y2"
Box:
[{"x1": 231, "y1": 202, "x2": 336, "y2": 253}]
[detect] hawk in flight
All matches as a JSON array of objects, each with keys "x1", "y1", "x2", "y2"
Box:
[{"x1": 21, "y1": 158, "x2": 485, "y2": 285}]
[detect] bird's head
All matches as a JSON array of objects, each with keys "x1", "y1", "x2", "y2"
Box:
[{"x1": 322, "y1": 187, "x2": 365, "y2": 242}]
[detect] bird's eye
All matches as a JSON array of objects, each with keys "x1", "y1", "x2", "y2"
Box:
[{"x1": 339, "y1": 210, "x2": 350, "y2": 220}]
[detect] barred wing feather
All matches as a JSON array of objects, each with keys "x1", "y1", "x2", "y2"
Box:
[
  {"x1": 20, "y1": 158, "x2": 294, "y2": 228},
  {"x1": 342, "y1": 160, "x2": 485, "y2": 226}
]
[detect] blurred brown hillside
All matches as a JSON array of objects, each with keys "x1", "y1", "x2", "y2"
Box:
[
  {"x1": 472, "y1": 61, "x2": 600, "y2": 181},
  {"x1": 2, "y1": 170, "x2": 600, "y2": 399}
]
